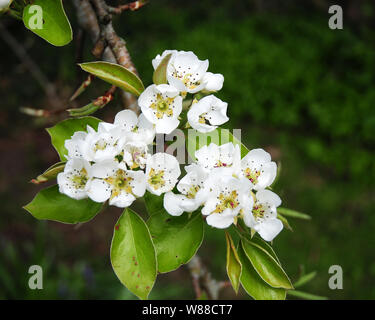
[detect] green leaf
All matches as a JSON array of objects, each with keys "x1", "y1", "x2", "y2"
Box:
[
  {"x1": 153, "y1": 53, "x2": 172, "y2": 85},
  {"x1": 110, "y1": 208, "x2": 157, "y2": 300},
  {"x1": 31, "y1": 161, "x2": 66, "y2": 184},
  {"x1": 22, "y1": 0, "x2": 72, "y2": 46},
  {"x1": 186, "y1": 128, "x2": 248, "y2": 162},
  {"x1": 287, "y1": 290, "x2": 327, "y2": 300},
  {"x1": 294, "y1": 271, "x2": 317, "y2": 288},
  {"x1": 46, "y1": 116, "x2": 101, "y2": 161},
  {"x1": 144, "y1": 191, "x2": 164, "y2": 216},
  {"x1": 225, "y1": 232, "x2": 242, "y2": 294},
  {"x1": 250, "y1": 235, "x2": 281, "y2": 265},
  {"x1": 277, "y1": 207, "x2": 311, "y2": 220},
  {"x1": 147, "y1": 210, "x2": 204, "y2": 273},
  {"x1": 241, "y1": 239, "x2": 293, "y2": 289},
  {"x1": 238, "y1": 243, "x2": 286, "y2": 300},
  {"x1": 23, "y1": 185, "x2": 103, "y2": 224},
  {"x1": 79, "y1": 62, "x2": 144, "y2": 96}
]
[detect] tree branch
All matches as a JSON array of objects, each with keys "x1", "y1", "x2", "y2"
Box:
[{"x1": 73, "y1": 0, "x2": 139, "y2": 113}]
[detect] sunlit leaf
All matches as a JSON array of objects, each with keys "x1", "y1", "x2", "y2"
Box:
[
  {"x1": 111, "y1": 208, "x2": 157, "y2": 300},
  {"x1": 31, "y1": 161, "x2": 66, "y2": 184},
  {"x1": 225, "y1": 232, "x2": 242, "y2": 293},
  {"x1": 238, "y1": 243, "x2": 286, "y2": 300},
  {"x1": 277, "y1": 207, "x2": 311, "y2": 220},
  {"x1": 147, "y1": 210, "x2": 204, "y2": 273},
  {"x1": 80, "y1": 62, "x2": 144, "y2": 96},
  {"x1": 23, "y1": 185, "x2": 103, "y2": 224},
  {"x1": 153, "y1": 53, "x2": 172, "y2": 85},
  {"x1": 23, "y1": 0, "x2": 72, "y2": 46},
  {"x1": 241, "y1": 239, "x2": 293, "y2": 289}
]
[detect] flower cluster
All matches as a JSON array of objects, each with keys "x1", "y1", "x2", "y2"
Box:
[
  {"x1": 164, "y1": 143, "x2": 283, "y2": 241},
  {"x1": 58, "y1": 109, "x2": 181, "y2": 208},
  {"x1": 139, "y1": 50, "x2": 228, "y2": 134},
  {"x1": 57, "y1": 49, "x2": 283, "y2": 241}
]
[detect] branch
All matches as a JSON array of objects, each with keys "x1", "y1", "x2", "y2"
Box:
[
  {"x1": 106, "y1": 0, "x2": 147, "y2": 15},
  {"x1": 73, "y1": 0, "x2": 139, "y2": 113},
  {"x1": 0, "y1": 21, "x2": 62, "y2": 109},
  {"x1": 187, "y1": 255, "x2": 230, "y2": 300}
]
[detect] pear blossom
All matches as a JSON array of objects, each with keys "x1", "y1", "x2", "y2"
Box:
[
  {"x1": 152, "y1": 49, "x2": 178, "y2": 70},
  {"x1": 57, "y1": 158, "x2": 92, "y2": 200},
  {"x1": 152, "y1": 50, "x2": 224, "y2": 93},
  {"x1": 240, "y1": 149, "x2": 277, "y2": 190},
  {"x1": 80, "y1": 122, "x2": 123, "y2": 162},
  {"x1": 87, "y1": 160, "x2": 146, "y2": 208},
  {"x1": 187, "y1": 95, "x2": 229, "y2": 133},
  {"x1": 114, "y1": 109, "x2": 155, "y2": 145},
  {"x1": 122, "y1": 141, "x2": 149, "y2": 169},
  {"x1": 195, "y1": 142, "x2": 241, "y2": 174},
  {"x1": 145, "y1": 153, "x2": 181, "y2": 195},
  {"x1": 164, "y1": 163, "x2": 208, "y2": 216},
  {"x1": 202, "y1": 172, "x2": 253, "y2": 229},
  {"x1": 64, "y1": 130, "x2": 87, "y2": 160},
  {"x1": 138, "y1": 84, "x2": 182, "y2": 134},
  {"x1": 243, "y1": 189, "x2": 283, "y2": 242}
]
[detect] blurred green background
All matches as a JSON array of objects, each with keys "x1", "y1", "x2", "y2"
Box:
[{"x1": 0, "y1": 0, "x2": 374, "y2": 299}]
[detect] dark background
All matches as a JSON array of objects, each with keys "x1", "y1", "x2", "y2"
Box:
[{"x1": 0, "y1": 0, "x2": 374, "y2": 299}]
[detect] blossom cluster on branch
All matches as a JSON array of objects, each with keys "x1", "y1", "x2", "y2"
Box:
[{"x1": 57, "y1": 50, "x2": 283, "y2": 241}]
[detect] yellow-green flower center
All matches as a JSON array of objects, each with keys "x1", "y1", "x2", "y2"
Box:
[
  {"x1": 148, "y1": 168, "x2": 165, "y2": 190},
  {"x1": 244, "y1": 167, "x2": 261, "y2": 184},
  {"x1": 213, "y1": 190, "x2": 239, "y2": 214},
  {"x1": 150, "y1": 94, "x2": 175, "y2": 119},
  {"x1": 105, "y1": 169, "x2": 133, "y2": 199},
  {"x1": 252, "y1": 204, "x2": 265, "y2": 220},
  {"x1": 70, "y1": 168, "x2": 88, "y2": 189}
]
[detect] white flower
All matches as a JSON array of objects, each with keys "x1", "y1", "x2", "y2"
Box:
[
  {"x1": 87, "y1": 160, "x2": 146, "y2": 208},
  {"x1": 80, "y1": 122, "x2": 123, "y2": 162},
  {"x1": 243, "y1": 189, "x2": 283, "y2": 242},
  {"x1": 187, "y1": 95, "x2": 229, "y2": 133},
  {"x1": 202, "y1": 173, "x2": 253, "y2": 229},
  {"x1": 195, "y1": 142, "x2": 241, "y2": 175},
  {"x1": 57, "y1": 158, "x2": 92, "y2": 200},
  {"x1": 202, "y1": 72, "x2": 224, "y2": 92},
  {"x1": 122, "y1": 141, "x2": 149, "y2": 169},
  {"x1": 138, "y1": 84, "x2": 182, "y2": 134},
  {"x1": 152, "y1": 49, "x2": 178, "y2": 70},
  {"x1": 164, "y1": 163, "x2": 208, "y2": 216},
  {"x1": 0, "y1": 0, "x2": 11, "y2": 10},
  {"x1": 64, "y1": 130, "x2": 87, "y2": 159},
  {"x1": 145, "y1": 153, "x2": 181, "y2": 195},
  {"x1": 153, "y1": 50, "x2": 224, "y2": 93},
  {"x1": 240, "y1": 149, "x2": 277, "y2": 190},
  {"x1": 114, "y1": 109, "x2": 155, "y2": 145}
]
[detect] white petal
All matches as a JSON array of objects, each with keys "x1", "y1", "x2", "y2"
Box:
[
  {"x1": 206, "y1": 209, "x2": 236, "y2": 229},
  {"x1": 163, "y1": 192, "x2": 185, "y2": 216},
  {"x1": 110, "y1": 192, "x2": 136, "y2": 208},
  {"x1": 91, "y1": 160, "x2": 118, "y2": 178},
  {"x1": 114, "y1": 110, "x2": 138, "y2": 131},
  {"x1": 243, "y1": 148, "x2": 271, "y2": 165},
  {"x1": 254, "y1": 218, "x2": 283, "y2": 242},
  {"x1": 256, "y1": 189, "x2": 282, "y2": 207},
  {"x1": 87, "y1": 179, "x2": 111, "y2": 203},
  {"x1": 255, "y1": 161, "x2": 277, "y2": 190},
  {"x1": 155, "y1": 118, "x2": 180, "y2": 134},
  {"x1": 203, "y1": 72, "x2": 224, "y2": 91}
]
